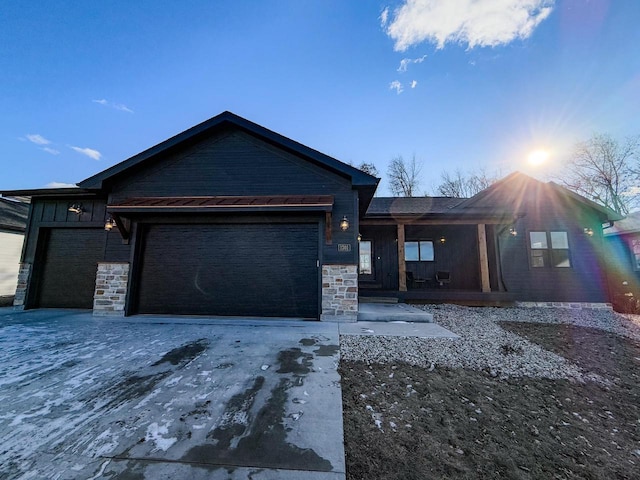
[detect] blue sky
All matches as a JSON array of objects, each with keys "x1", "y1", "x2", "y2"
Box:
[{"x1": 1, "y1": 0, "x2": 639, "y2": 195}]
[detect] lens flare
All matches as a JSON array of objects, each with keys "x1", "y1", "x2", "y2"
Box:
[{"x1": 528, "y1": 149, "x2": 550, "y2": 167}]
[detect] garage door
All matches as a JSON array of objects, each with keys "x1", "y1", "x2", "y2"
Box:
[
  {"x1": 136, "y1": 223, "x2": 319, "y2": 318},
  {"x1": 36, "y1": 228, "x2": 105, "y2": 308}
]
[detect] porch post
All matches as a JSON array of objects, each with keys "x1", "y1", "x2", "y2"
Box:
[
  {"x1": 477, "y1": 224, "x2": 491, "y2": 293},
  {"x1": 397, "y1": 223, "x2": 407, "y2": 292}
]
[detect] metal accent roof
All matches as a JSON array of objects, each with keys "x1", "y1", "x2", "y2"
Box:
[{"x1": 108, "y1": 195, "x2": 334, "y2": 212}]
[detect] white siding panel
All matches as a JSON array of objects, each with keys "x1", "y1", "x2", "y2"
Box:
[{"x1": 0, "y1": 231, "x2": 24, "y2": 296}]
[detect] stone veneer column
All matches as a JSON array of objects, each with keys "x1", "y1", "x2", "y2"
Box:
[
  {"x1": 13, "y1": 263, "x2": 31, "y2": 308},
  {"x1": 93, "y1": 262, "x2": 129, "y2": 316},
  {"x1": 321, "y1": 264, "x2": 358, "y2": 322}
]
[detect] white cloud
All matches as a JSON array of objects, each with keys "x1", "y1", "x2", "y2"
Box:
[
  {"x1": 25, "y1": 134, "x2": 51, "y2": 145},
  {"x1": 380, "y1": 7, "x2": 389, "y2": 27},
  {"x1": 45, "y1": 182, "x2": 77, "y2": 188},
  {"x1": 397, "y1": 54, "x2": 427, "y2": 72},
  {"x1": 41, "y1": 147, "x2": 60, "y2": 155},
  {"x1": 389, "y1": 80, "x2": 404, "y2": 94},
  {"x1": 411, "y1": 80, "x2": 418, "y2": 88},
  {"x1": 93, "y1": 98, "x2": 134, "y2": 113},
  {"x1": 385, "y1": 0, "x2": 555, "y2": 51},
  {"x1": 70, "y1": 146, "x2": 102, "y2": 160}
]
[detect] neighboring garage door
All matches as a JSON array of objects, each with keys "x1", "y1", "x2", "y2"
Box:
[
  {"x1": 36, "y1": 228, "x2": 105, "y2": 308},
  {"x1": 136, "y1": 223, "x2": 319, "y2": 318}
]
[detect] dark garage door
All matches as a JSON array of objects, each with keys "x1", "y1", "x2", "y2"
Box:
[
  {"x1": 136, "y1": 223, "x2": 319, "y2": 318},
  {"x1": 36, "y1": 228, "x2": 105, "y2": 308}
]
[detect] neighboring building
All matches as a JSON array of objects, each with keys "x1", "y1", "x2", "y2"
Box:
[
  {"x1": 1, "y1": 112, "x2": 621, "y2": 319},
  {"x1": 603, "y1": 212, "x2": 640, "y2": 311},
  {"x1": 0, "y1": 197, "x2": 29, "y2": 303}
]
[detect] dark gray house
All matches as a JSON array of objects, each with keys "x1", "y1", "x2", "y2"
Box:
[
  {"x1": 4, "y1": 112, "x2": 377, "y2": 321},
  {"x1": 2, "y1": 113, "x2": 621, "y2": 319}
]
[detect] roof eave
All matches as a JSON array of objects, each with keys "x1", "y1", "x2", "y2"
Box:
[{"x1": 1, "y1": 187, "x2": 100, "y2": 198}]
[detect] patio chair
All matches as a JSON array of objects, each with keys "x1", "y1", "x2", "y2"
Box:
[
  {"x1": 406, "y1": 271, "x2": 427, "y2": 289},
  {"x1": 436, "y1": 270, "x2": 451, "y2": 287}
]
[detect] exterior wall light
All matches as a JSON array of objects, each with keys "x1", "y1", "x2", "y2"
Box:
[
  {"x1": 339, "y1": 216, "x2": 350, "y2": 231},
  {"x1": 68, "y1": 203, "x2": 84, "y2": 215},
  {"x1": 509, "y1": 226, "x2": 518, "y2": 236},
  {"x1": 584, "y1": 227, "x2": 594, "y2": 237},
  {"x1": 357, "y1": 233, "x2": 362, "y2": 242},
  {"x1": 439, "y1": 236, "x2": 446, "y2": 244},
  {"x1": 104, "y1": 216, "x2": 117, "y2": 232}
]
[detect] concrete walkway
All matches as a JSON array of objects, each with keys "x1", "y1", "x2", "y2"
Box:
[
  {"x1": 340, "y1": 320, "x2": 459, "y2": 339},
  {"x1": 0, "y1": 309, "x2": 345, "y2": 480},
  {"x1": 357, "y1": 302, "x2": 434, "y2": 323}
]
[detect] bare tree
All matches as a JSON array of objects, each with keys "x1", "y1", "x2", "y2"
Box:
[
  {"x1": 358, "y1": 162, "x2": 379, "y2": 177},
  {"x1": 555, "y1": 133, "x2": 640, "y2": 216},
  {"x1": 434, "y1": 168, "x2": 500, "y2": 198},
  {"x1": 387, "y1": 155, "x2": 422, "y2": 197}
]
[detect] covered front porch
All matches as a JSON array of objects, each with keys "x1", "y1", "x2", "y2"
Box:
[{"x1": 358, "y1": 218, "x2": 516, "y2": 306}]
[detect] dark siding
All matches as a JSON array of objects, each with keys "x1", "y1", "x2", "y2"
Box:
[
  {"x1": 499, "y1": 199, "x2": 609, "y2": 302},
  {"x1": 108, "y1": 131, "x2": 358, "y2": 264},
  {"x1": 104, "y1": 230, "x2": 132, "y2": 263},
  {"x1": 135, "y1": 223, "x2": 319, "y2": 318},
  {"x1": 22, "y1": 198, "x2": 107, "y2": 264},
  {"x1": 33, "y1": 228, "x2": 105, "y2": 308},
  {"x1": 360, "y1": 224, "x2": 482, "y2": 291},
  {"x1": 405, "y1": 225, "x2": 480, "y2": 290}
]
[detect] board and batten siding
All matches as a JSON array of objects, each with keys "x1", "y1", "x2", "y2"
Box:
[
  {"x1": 499, "y1": 199, "x2": 609, "y2": 303},
  {"x1": 21, "y1": 197, "x2": 108, "y2": 265},
  {"x1": 0, "y1": 230, "x2": 25, "y2": 296}
]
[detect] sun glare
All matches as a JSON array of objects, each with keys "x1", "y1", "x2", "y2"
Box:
[{"x1": 528, "y1": 149, "x2": 550, "y2": 167}]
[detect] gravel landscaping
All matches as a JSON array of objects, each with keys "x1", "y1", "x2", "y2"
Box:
[
  {"x1": 340, "y1": 304, "x2": 640, "y2": 381},
  {"x1": 341, "y1": 305, "x2": 640, "y2": 480}
]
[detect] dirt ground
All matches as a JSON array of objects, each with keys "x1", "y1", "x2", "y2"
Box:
[{"x1": 341, "y1": 322, "x2": 640, "y2": 479}]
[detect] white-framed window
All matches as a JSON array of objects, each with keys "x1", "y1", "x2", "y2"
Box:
[
  {"x1": 529, "y1": 231, "x2": 571, "y2": 268},
  {"x1": 405, "y1": 241, "x2": 434, "y2": 262},
  {"x1": 359, "y1": 240, "x2": 372, "y2": 274}
]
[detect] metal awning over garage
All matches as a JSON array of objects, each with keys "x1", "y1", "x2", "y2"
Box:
[{"x1": 107, "y1": 195, "x2": 334, "y2": 213}]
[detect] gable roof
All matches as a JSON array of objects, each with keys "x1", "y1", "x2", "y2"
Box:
[
  {"x1": 0, "y1": 197, "x2": 29, "y2": 232},
  {"x1": 78, "y1": 111, "x2": 379, "y2": 193},
  {"x1": 458, "y1": 171, "x2": 622, "y2": 221}
]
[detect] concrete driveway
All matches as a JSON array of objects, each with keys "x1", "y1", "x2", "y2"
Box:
[{"x1": 0, "y1": 309, "x2": 344, "y2": 479}]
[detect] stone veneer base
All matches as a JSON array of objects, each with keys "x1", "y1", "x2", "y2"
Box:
[
  {"x1": 321, "y1": 264, "x2": 358, "y2": 323},
  {"x1": 516, "y1": 301, "x2": 612, "y2": 310},
  {"x1": 93, "y1": 263, "x2": 129, "y2": 317},
  {"x1": 13, "y1": 263, "x2": 31, "y2": 308}
]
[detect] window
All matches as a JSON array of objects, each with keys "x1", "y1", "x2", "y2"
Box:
[
  {"x1": 405, "y1": 241, "x2": 434, "y2": 261},
  {"x1": 529, "y1": 231, "x2": 571, "y2": 268},
  {"x1": 359, "y1": 241, "x2": 372, "y2": 274},
  {"x1": 631, "y1": 239, "x2": 640, "y2": 270}
]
